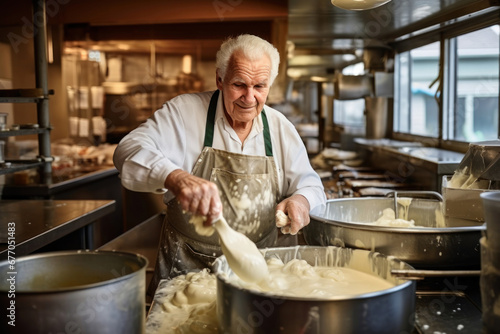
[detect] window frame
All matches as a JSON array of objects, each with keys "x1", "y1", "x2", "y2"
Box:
[{"x1": 390, "y1": 10, "x2": 500, "y2": 153}]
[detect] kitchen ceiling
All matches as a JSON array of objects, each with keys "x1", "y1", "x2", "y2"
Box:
[
  {"x1": 0, "y1": 0, "x2": 287, "y2": 60},
  {"x1": 1, "y1": 0, "x2": 498, "y2": 67},
  {"x1": 289, "y1": 0, "x2": 498, "y2": 51},
  {"x1": 62, "y1": 19, "x2": 277, "y2": 60},
  {"x1": 287, "y1": 0, "x2": 499, "y2": 73},
  {"x1": 64, "y1": 39, "x2": 220, "y2": 56}
]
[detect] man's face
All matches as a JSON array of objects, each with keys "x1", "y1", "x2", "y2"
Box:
[{"x1": 217, "y1": 50, "x2": 272, "y2": 127}]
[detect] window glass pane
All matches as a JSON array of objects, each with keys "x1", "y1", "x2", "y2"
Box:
[
  {"x1": 452, "y1": 25, "x2": 499, "y2": 142},
  {"x1": 395, "y1": 42, "x2": 440, "y2": 137},
  {"x1": 333, "y1": 98, "x2": 365, "y2": 126},
  {"x1": 342, "y1": 62, "x2": 365, "y2": 75},
  {"x1": 454, "y1": 97, "x2": 466, "y2": 141},
  {"x1": 395, "y1": 52, "x2": 410, "y2": 132}
]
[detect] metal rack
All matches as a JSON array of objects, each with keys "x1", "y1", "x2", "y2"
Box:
[{"x1": 0, "y1": 0, "x2": 52, "y2": 183}]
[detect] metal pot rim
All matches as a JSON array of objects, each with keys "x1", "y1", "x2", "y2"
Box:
[
  {"x1": 0, "y1": 250, "x2": 148, "y2": 294},
  {"x1": 310, "y1": 215, "x2": 485, "y2": 233},
  {"x1": 311, "y1": 198, "x2": 485, "y2": 233},
  {"x1": 213, "y1": 245, "x2": 415, "y2": 301}
]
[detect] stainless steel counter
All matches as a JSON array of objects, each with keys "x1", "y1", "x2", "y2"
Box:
[
  {"x1": 0, "y1": 167, "x2": 119, "y2": 198},
  {"x1": 0, "y1": 167, "x2": 128, "y2": 248},
  {"x1": 386, "y1": 146, "x2": 464, "y2": 174},
  {"x1": 354, "y1": 138, "x2": 464, "y2": 173},
  {"x1": 355, "y1": 138, "x2": 425, "y2": 149},
  {"x1": 0, "y1": 199, "x2": 115, "y2": 259},
  {"x1": 354, "y1": 138, "x2": 465, "y2": 191}
]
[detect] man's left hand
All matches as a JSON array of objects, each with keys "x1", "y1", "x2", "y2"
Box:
[{"x1": 275, "y1": 194, "x2": 310, "y2": 235}]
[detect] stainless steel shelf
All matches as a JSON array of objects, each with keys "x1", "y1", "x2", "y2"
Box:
[
  {"x1": 0, "y1": 89, "x2": 43, "y2": 103},
  {"x1": 0, "y1": 161, "x2": 44, "y2": 175},
  {"x1": 0, "y1": 128, "x2": 47, "y2": 138},
  {"x1": 0, "y1": 1, "x2": 53, "y2": 183},
  {"x1": 0, "y1": 88, "x2": 53, "y2": 103},
  {"x1": 0, "y1": 96, "x2": 44, "y2": 103}
]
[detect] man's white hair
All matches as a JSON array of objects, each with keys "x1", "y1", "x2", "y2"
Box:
[{"x1": 216, "y1": 34, "x2": 280, "y2": 86}]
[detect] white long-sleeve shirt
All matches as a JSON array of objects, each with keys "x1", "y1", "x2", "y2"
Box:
[{"x1": 113, "y1": 90, "x2": 326, "y2": 212}]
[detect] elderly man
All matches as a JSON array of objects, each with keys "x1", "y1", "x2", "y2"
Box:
[{"x1": 113, "y1": 34, "x2": 326, "y2": 292}]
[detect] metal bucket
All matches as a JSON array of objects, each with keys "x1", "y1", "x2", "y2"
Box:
[
  {"x1": 481, "y1": 191, "x2": 500, "y2": 250},
  {"x1": 0, "y1": 250, "x2": 148, "y2": 334},
  {"x1": 213, "y1": 245, "x2": 416, "y2": 334},
  {"x1": 480, "y1": 237, "x2": 500, "y2": 333},
  {"x1": 304, "y1": 198, "x2": 484, "y2": 268}
]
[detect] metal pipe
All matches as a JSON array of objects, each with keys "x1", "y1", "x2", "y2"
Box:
[
  {"x1": 393, "y1": 191, "x2": 398, "y2": 219},
  {"x1": 391, "y1": 269, "x2": 481, "y2": 280},
  {"x1": 33, "y1": 0, "x2": 52, "y2": 183}
]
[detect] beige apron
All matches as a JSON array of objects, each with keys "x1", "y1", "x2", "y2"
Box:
[{"x1": 149, "y1": 90, "x2": 280, "y2": 295}]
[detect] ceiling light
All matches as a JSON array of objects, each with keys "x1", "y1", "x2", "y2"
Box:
[
  {"x1": 331, "y1": 0, "x2": 392, "y2": 11},
  {"x1": 117, "y1": 43, "x2": 131, "y2": 50},
  {"x1": 342, "y1": 54, "x2": 356, "y2": 62},
  {"x1": 310, "y1": 76, "x2": 328, "y2": 82},
  {"x1": 182, "y1": 55, "x2": 192, "y2": 74}
]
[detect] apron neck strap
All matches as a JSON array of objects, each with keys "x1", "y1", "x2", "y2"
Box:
[
  {"x1": 260, "y1": 110, "x2": 273, "y2": 157},
  {"x1": 203, "y1": 90, "x2": 220, "y2": 148},
  {"x1": 203, "y1": 90, "x2": 273, "y2": 157}
]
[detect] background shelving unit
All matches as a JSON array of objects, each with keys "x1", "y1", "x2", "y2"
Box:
[{"x1": 0, "y1": 0, "x2": 52, "y2": 181}]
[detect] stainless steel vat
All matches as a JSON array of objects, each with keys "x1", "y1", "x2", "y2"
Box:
[
  {"x1": 0, "y1": 250, "x2": 148, "y2": 334},
  {"x1": 213, "y1": 246, "x2": 416, "y2": 334},
  {"x1": 304, "y1": 198, "x2": 485, "y2": 268}
]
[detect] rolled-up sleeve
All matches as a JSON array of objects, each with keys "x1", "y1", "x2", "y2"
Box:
[
  {"x1": 116, "y1": 145, "x2": 176, "y2": 193},
  {"x1": 113, "y1": 93, "x2": 209, "y2": 194}
]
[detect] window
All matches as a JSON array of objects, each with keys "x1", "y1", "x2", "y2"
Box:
[
  {"x1": 394, "y1": 42, "x2": 440, "y2": 137},
  {"x1": 446, "y1": 26, "x2": 499, "y2": 142},
  {"x1": 395, "y1": 24, "x2": 500, "y2": 143}
]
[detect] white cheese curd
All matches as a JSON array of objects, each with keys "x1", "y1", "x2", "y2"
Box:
[
  {"x1": 275, "y1": 210, "x2": 289, "y2": 227},
  {"x1": 356, "y1": 197, "x2": 418, "y2": 227},
  {"x1": 188, "y1": 214, "x2": 215, "y2": 236},
  {"x1": 373, "y1": 208, "x2": 416, "y2": 227},
  {"x1": 147, "y1": 269, "x2": 218, "y2": 334},
  {"x1": 227, "y1": 258, "x2": 395, "y2": 299}
]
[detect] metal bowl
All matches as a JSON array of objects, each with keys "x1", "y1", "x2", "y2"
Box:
[
  {"x1": 304, "y1": 198, "x2": 485, "y2": 269},
  {"x1": 213, "y1": 245, "x2": 416, "y2": 334}
]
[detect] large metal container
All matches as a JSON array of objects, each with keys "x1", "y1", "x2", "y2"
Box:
[
  {"x1": 480, "y1": 237, "x2": 500, "y2": 333},
  {"x1": 304, "y1": 198, "x2": 484, "y2": 269},
  {"x1": 481, "y1": 191, "x2": 500, "y2": 250},
  {"x1": 0, "y1": 250, "x2": 148, "y2": 334},
  {"x1": 213, "y1": 246, "x2": 416, "y2": 334}
]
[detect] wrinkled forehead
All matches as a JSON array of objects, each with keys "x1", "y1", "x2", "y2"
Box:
[
  {"x1": 233, "y1": 47, "x2": 271, "y2": 63},
  {"x1": 226, "y1": 50, "x2": 272, "y2": 79}
]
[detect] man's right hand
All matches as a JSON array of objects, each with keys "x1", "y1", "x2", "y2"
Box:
[{"x1": 164, "y1": 169, "x2": 222, "y2": 224}]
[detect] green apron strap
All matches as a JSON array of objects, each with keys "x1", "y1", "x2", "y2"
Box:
[
  {"x1": 261, "y1": 110, "x2": 273, "y2": 157},
  {"x1": 203, "y1": 89, "x2": 273, "y2": 156},
  {"x1": 203, "y1": 90, "x2": 220, "y2": 147}
]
